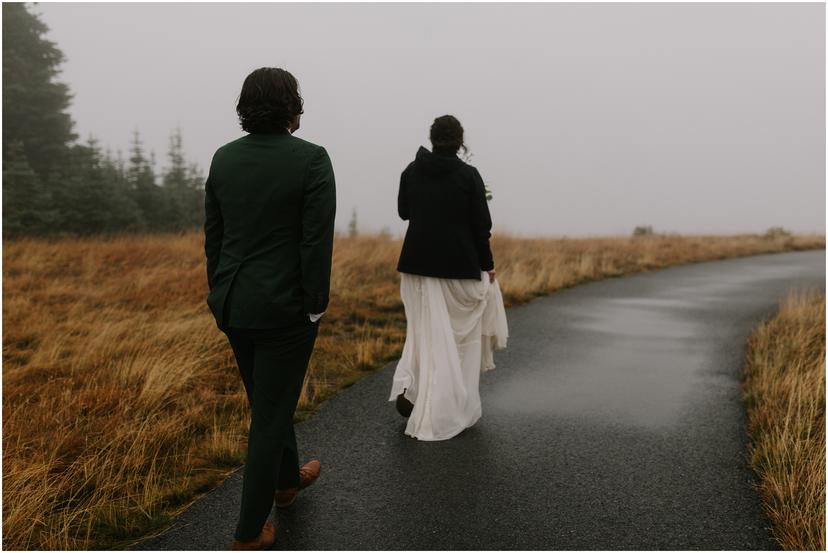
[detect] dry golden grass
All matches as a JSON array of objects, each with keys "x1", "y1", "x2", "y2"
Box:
[
  {"x1": 742, "y1": 290, "x2": 826, "y2": 550},
  {"x1": 2, "y1": 230, "x2": 823, "y2": 550}
]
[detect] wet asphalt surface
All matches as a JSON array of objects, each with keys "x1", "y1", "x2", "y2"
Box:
[{"x1": 135, "y1": 250, "x2": 825, "y2": 550}]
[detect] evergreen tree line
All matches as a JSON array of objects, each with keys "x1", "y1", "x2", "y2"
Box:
[
  {"x1": 3, "y1": 3, "x2": 205, "y2": 239},
  {"x1": 4, "y1": 130, "x2": 205, "y2": 237}
]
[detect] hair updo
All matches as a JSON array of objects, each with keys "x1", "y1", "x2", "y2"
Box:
[
  {"x1": 429, "y1": 115, "x2": 467, "y2": 155},
  {"x1": 236, "y1": 67, "x2": 304, "y2": 134}
]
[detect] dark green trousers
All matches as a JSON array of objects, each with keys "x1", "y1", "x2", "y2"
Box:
[{"x1": 224, "y1": 320, "x2": 318, "y2": 541}]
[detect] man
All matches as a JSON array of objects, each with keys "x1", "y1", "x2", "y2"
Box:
[{"x1": 204, "y1": 66, "x2": 336, "y2": 550}]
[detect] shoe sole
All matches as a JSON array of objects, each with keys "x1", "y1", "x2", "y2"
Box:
[{"x1": 275, "y1": 468, "x2": 320, "y2": 508}]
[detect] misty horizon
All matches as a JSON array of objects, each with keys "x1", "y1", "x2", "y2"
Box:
[{"x1": 37, "y1": 2, "x2": 825, "y2": 236}]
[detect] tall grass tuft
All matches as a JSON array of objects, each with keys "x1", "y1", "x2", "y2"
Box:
[{"x1": 742, "y1": 290, "x2": 826, "y2": 550}]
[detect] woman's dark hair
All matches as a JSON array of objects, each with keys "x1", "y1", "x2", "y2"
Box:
[
  {"x1": 430, "y1": 115, "x2": 466, "y2": 155},
  {"x1": 236, "y1": 67, "x2": 304, "y2": 134}
]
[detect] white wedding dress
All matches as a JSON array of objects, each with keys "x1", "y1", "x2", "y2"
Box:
[{"x1": 389, "y1": 271, "x2": 509, "y2": 441}]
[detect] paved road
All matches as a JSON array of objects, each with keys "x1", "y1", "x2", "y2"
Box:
[{"x1": 136, "y1": 250, "x2": 824, "y2": 550}]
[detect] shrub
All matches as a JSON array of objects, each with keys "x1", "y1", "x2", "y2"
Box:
[{"x1": 765, "y1": 227, "x2": 792, "y2": 239}]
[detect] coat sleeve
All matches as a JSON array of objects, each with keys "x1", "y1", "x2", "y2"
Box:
[
  {"x1": 203, "y1": 161, "x2": 223, "y2": 291},
  {"x1": 470, "y1": 168, "x2": 494, "y2": 271},
  {"x1": 300, "y1": 146, "x2": 337, "y2": 314},
  {"x1": 397, "y1": 168, "x2": 409, "y2": 220}
]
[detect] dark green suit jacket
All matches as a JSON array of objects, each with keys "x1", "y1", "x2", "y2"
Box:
[{"x1": 204, "y1": 131, "x2": 336, "y2": 330}]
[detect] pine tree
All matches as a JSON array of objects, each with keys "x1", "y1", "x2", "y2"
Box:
[
  {"x1": 348, "y1": 208, "x2": 358, "y2": 238},
  {"x1": 3, "y1": 3, "x2": 76, "y2": 179},
  {"x1": 162, "y1": 128, "x2": 204, "y2": 230},
  {"x1": 185, "y1": 162, "x2": 206, "y2": 228},
  {"x1": 100, "y1": 148, "x2": 144, "y2": 232},
  {"x1": 55, "y1": 139, "x2": 114, "y2": 235},
  {"x1": 163, "y1": 128, "x2": 191, "y2": 230},
  {"x1": 164, "y1": 129, "x2": 188, "y2": 188},
  {"x1": 115, "y1": 149, "x2": 126, "y2": 177},
  {"x1": 2, "y1": 140, "x2": 56, "y2": 238},
  {"x1": 127, "y1": 130, "x2": 166, "y2": 231}
]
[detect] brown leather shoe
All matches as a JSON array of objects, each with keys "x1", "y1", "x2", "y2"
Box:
[
  {"x1": 231, "y1": 520, "x2": 277, "y2": 550},
  {"x1": 274, "y1": 460, "x2": 321, "y2": 508}
]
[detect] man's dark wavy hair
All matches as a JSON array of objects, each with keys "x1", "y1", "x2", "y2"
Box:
[
  {"x1": 236, "y1": 67, "x2": 304, "y2": 134},
  {"x1": 430, "y1": 115, "x2": 467, "y2": 155}
]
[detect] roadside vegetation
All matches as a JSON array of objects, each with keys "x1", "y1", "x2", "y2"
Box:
[
  {"x1": 742, "y1": 290, "x2": 826, "y2": 550},
  {"x1": 2, "y1": 231, "x2": 824, "y2": 550}
]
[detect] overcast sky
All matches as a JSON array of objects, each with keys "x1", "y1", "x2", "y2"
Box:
[{"x1": 37, "y1": 2, "x2": 825, "y2": 236}]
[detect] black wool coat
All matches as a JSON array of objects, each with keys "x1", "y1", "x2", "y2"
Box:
[
  {"x1": 204, "y1": 131, "x2": 336, "y2": 330},
  {"x1": 396, "y1": 146, "x2": 494, "y2": 280}
]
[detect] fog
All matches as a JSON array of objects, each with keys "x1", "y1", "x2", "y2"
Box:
[{"x1": 38, "y1": 2, "x2": 825, "y2": 236}]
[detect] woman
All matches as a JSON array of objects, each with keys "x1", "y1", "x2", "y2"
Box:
[{"x1": 389, "y1": 115, "x2": 508, "y2": 441}]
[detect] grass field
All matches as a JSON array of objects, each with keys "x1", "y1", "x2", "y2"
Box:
[
  {"x1": 2, "y1": 230, "x2": 824, "y2": 550},
  {"x1": 742, "y1": 290, "x2": 826, "y2": 550}
]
